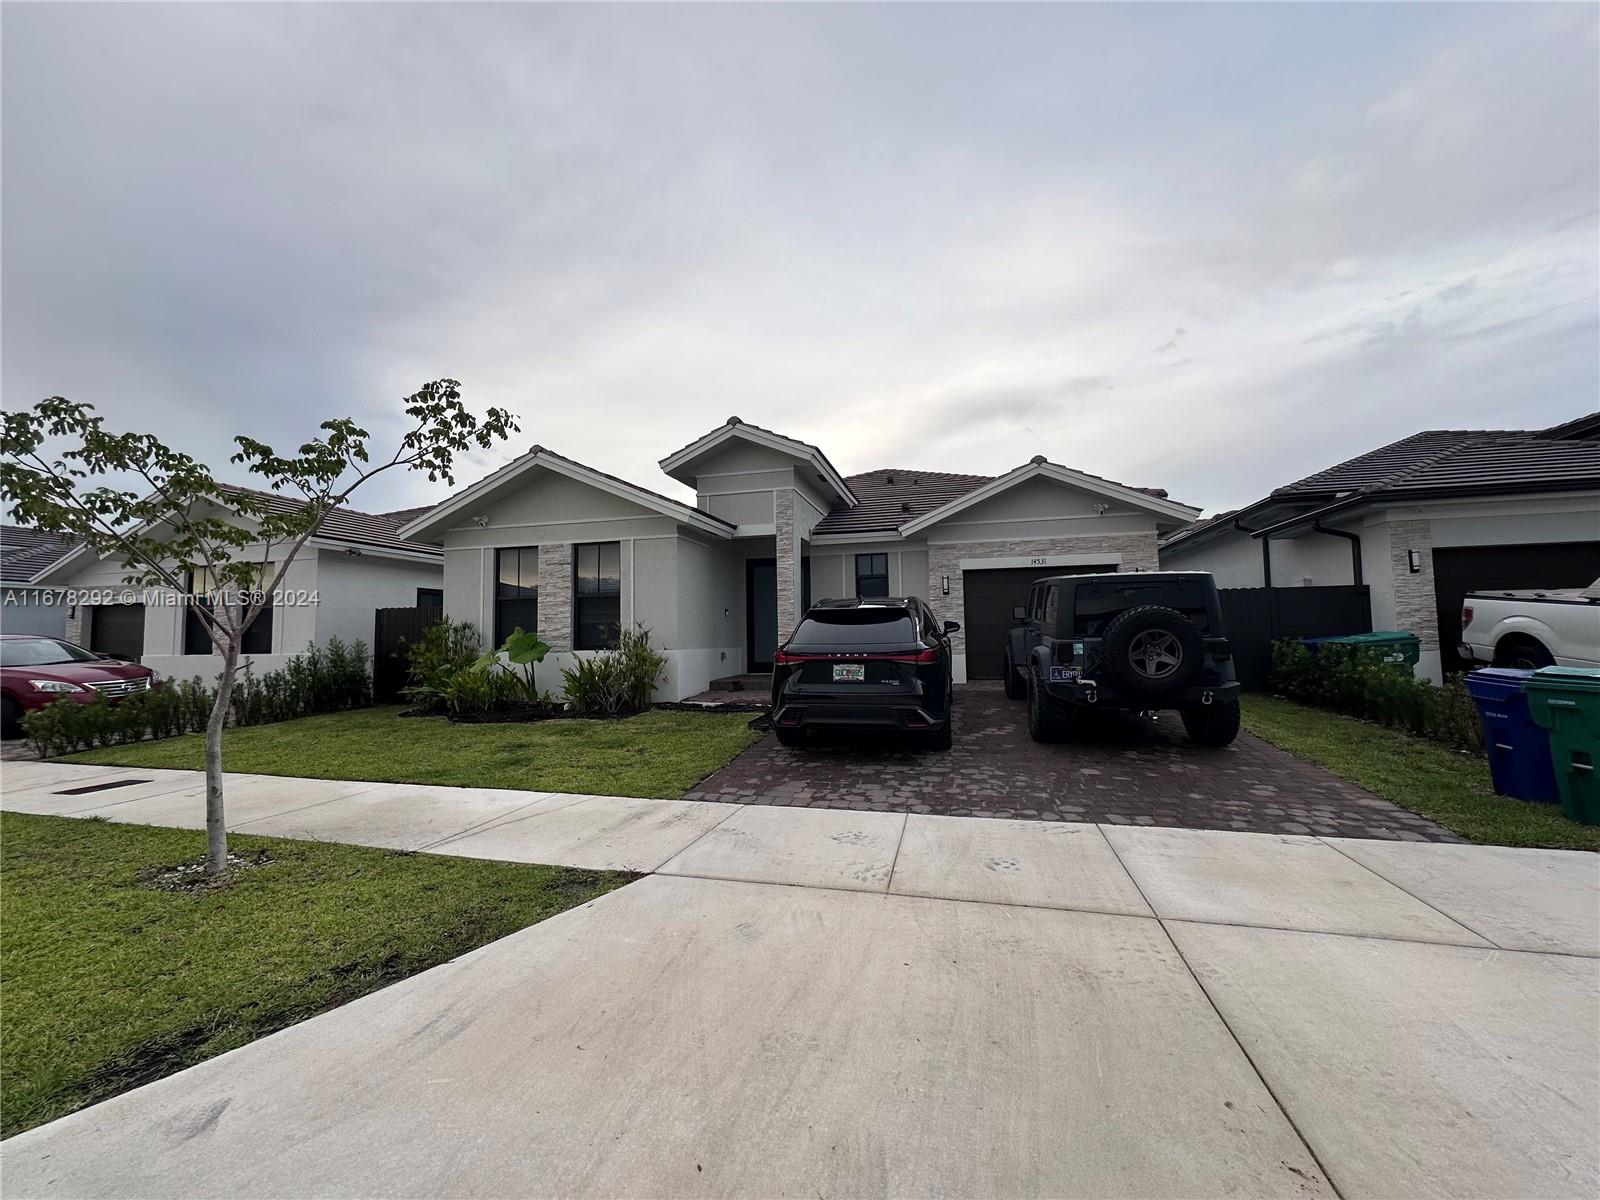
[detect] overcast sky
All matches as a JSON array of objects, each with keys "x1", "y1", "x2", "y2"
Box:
[{"x1": 4, "y1": 2, "x2": 1596, "y2": 516}]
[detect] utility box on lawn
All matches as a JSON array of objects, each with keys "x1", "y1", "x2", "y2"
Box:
[
  {"x1": 1524, "y1": 666, "x2": 1600, "y2": 826},
  {"x1": 1464, "y1": 669, "x2": 1558, "y2": 805}
]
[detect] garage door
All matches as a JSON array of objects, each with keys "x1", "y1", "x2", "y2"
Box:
[
  {"x1": 88, "y1": 604, "x2": 145, "y2": 661},
  {"x1": 962, "y1": 564, "x2": 1111, "y2": 679},
  {"x1": 1433, "y1": 542, "x2": 1600, "y2": 671}
]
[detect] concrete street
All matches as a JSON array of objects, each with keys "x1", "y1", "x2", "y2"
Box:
[{"x1": 2, "y1": 761, "x2": 1597, "y2": 1198}]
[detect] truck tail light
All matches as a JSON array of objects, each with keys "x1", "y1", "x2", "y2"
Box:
[{"x1": 1461, "y1": 605, "x2": 1474, "y2": 631}]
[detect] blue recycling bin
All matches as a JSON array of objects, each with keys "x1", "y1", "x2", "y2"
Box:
[{"x1": 1464, "y1": 668, "x2": 1559, "y2": 804}]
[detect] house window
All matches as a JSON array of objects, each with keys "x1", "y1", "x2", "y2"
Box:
[
  {"x1": 855, "y1": 553, "x2": 889, "y2": 598},
  {"x1": 495, "y1": 548, "x2": 538, "y2": 646},
  {"x1": 184, "y1": 567, "x2": 272, "y2": 655},
  {"x1": 417, "y1": 588, "x2": 444, "y2": 609},
  {"x1": 573, "y1": 542, "x2": 621, "y2": 650}
]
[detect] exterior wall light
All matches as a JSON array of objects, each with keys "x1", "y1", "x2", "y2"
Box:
[
  {"x1": 941, "y1": 575, "x2": 950, "y2": 596},
  {"x1": 1408, "y1": 549, "x2": 1422, "y2": 574}
]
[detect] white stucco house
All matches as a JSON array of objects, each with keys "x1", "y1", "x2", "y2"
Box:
[
  {"x1": 28, "y1": 489, "x2": 444, "y2": 679},
  {"x1": 1, "y1": 525, "x2": 76, "y2": 639},
  {"x1": 1159, "y1": 413, "x2": 1600, "y2": 683},
  {"x1": 398, "y1": 418, "x2": 1200, "y2": 699}
]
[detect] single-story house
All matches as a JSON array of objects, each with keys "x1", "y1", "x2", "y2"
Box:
[
  {"x1": 1159, "y1": 412, "x2": 1600, "y2": 682},
  {"x1": 1, "y1": 524, "x2": 77, "y2": 639},
  {"x1": 397, "y1": 417, "x2": 1200, "y2": 698},
  {"x1": 29, "y1": 488, "x2": 445, "y2": 678}
]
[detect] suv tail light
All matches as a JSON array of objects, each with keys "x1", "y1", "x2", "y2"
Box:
[
  {"x1": 1461, "y1": 605, "x2": 1474, "y2": 631},
  {"x1": 773, "y1": 649, "x2": 938, "y2": 665}
]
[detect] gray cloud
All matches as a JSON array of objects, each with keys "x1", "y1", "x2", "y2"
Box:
[{"x1": 3, "y1": 2, "x2": 1595, "y2": 515}]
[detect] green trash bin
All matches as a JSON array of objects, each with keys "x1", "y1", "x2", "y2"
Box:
[
  {"x1": 1524, "y1": 666, "x2": 1600, "y2": 826},
  {"x1": 1309, "y1": 631, "x2": 1421, "y2": 670}
]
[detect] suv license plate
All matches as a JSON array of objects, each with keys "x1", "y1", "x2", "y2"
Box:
[
  {"x1": 832, "y1": 663, "x2": 866, "y2": 682},
  {"x1": 1049, "y1": 666, "x2": 1073, "y2": 683}
]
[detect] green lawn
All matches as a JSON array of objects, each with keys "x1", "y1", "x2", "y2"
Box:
[
  {"x1": 1242, "y1": 694, "x2": 1600, "y2": 851},
  {"x1": 0, "y1": 812, "x2": 634, "y2": 1137},
  {"x1": 59, "y1": 705, "x2": 762, "y2": 798}
]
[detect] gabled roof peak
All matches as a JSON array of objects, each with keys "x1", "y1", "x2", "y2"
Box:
[{"x1": 659, "y1": 419, "x2": 857, "y2": 507}]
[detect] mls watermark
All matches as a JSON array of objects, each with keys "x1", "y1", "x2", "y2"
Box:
[{"x1": 2, "y1": 588, "x2": 322, "y2": 608}]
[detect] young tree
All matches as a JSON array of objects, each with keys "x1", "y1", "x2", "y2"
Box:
[{"x1": 1, "y1": 380, "x2": 517, "y2": 875}]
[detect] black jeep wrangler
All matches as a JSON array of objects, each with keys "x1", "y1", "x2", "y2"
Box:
[{"x1": 1001, "y1": 571, "x2": 1241, "y2": 746}]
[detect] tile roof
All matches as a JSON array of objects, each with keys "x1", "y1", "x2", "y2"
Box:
[
  {"x1": 812, "y1": 463, "x2": 1180, "y2": 537},
  {"x1": 1382, "y1": 434, "x2": 1600, "y2": 494},
  {"x1": 216, "y1": 486, "x2": 442, "y2": 556},
  {"x1": 813, "y1": 468, "x2": 994, "y2": 535},
  {"x1": 1164, "y1": 411, "x2": 1599, "y2": 548},
  {"x1": 1269, "y1": 422, "x2": 1599, "y2": 502},
  {"x1": 1, "y1": 525, "x2": 76, "y2": 585},
  {"x1": 1271, "y1": 430, "x2": 1519, "y2": 497}
]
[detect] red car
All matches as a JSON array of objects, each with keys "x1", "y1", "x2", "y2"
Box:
[{"x1": 0, "y1": 634, "x2": 161, "y2": 739}]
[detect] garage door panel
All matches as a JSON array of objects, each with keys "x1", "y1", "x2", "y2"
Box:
[
  {"x1": 1433, "y1": 542, "x2": 1600, "y2": 671},
  {"x1": 88, "y1": 604, "x2": 146, "y2": 661},
  {"x1": 962, "y1": 565, "x2": 1110, "y2": 679}
]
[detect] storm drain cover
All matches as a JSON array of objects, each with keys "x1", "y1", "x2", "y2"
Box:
[{"x1": 52, "y1": 779, "x2": 153, "y2": 796}]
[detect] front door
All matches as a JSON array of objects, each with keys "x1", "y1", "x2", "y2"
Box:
[{"x1": 747, "y1": 558, "x2": 777, "y2": 671}]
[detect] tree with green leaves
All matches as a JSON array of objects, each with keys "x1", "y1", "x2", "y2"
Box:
[{"x1": 1, "y1": 380, "x2": 518, "y2": 875}]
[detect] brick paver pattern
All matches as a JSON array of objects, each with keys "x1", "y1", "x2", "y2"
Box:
[{"x1": 684, "y1": 683, "x2": 1464, "y2": 841}]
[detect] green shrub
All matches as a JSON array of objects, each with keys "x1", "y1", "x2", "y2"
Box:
[
  {"x1": 24, "y1": 641, "x2": 372, "y2": 756},
  {"x1": 1269, "y1": 640, "x2": 1483, "y2": 753},
  {"x1": 402, "y1": 618, "x2": 483, "y2": 714},
  {"x1": 438, "y1": 660, "x2": 527, "y2": 716},
  {"x1": 489, "y1": 627, "x2": 551, "y2": 703},
  {"x1": 562, "y1": 626, "x2": 667, "y2": 717},
  {"x1": 235, "y1": 640, "x2": 371, "y2": 727}
]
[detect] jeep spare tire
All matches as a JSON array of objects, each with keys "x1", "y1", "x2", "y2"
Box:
[{"x1": 1098, "y1": 605, "x2": 1203, "y2": 694}]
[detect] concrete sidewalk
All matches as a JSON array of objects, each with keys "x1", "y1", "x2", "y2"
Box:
[{"x1": 2, "y1": 762, "x2": 1597, "y2": 1198}]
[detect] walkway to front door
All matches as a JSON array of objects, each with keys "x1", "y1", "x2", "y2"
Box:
[{"x1": 683, "y1": 682, "x2": 1460, "y2": 841}]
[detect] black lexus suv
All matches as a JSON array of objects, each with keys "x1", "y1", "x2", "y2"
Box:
[
  {"x1": 770, "y1": 597, "x2": 959, "y2": 750},
  {"x1": 1003, "y1": 571, "x2": 1242, "y2": 746}
]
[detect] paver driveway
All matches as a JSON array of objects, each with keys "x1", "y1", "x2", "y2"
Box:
[{"x1": 686, "y1": 682, "x2": 1461, "y2": 840}]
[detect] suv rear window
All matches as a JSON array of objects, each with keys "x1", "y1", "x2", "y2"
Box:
[
  {"x1": 1072, "y1": 579, "x2": 1212, "y2": 637},
  {"x1": 790, "y1": 608, "x2": 918, "y2": 648}
]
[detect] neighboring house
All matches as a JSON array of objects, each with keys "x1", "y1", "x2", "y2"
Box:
[
  {"x1": 398, "y1": 417, "x2": 1199, "y2": 698},
  {"x1": 1159, "y1": 413, "x2": 1600, "y2": 683},
  {"x1": 29, "y1": 488, "x2": 444, "y2": 678},
  {"x1": 1, "y1": 524, "x2": 76, "y2": 639}
]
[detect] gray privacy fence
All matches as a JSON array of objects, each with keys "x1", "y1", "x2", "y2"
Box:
[{"x1": 1217, "y1": 585, "x2": 1372, "y2": 690}]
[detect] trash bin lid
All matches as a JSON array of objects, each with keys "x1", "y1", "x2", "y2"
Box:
[
  {"x1": 1342, "y1": 631, "x2": 1420, "y2": 646},
  {"x1": 1525, "y1": 666, "x2": 1600, "y2": 694},
  {"x1": 1464, "y1": 667, "x2": 1536, "y2": 702}
]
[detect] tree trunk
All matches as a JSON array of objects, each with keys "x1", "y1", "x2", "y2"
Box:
[{"x1": 204, "y1": 638, "x2": 241, "y2": 875}]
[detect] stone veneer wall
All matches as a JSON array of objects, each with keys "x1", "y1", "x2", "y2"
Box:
[
  {"x1": 775, "y1": 488, "x2": 800, "y2": 643},
  {"x1": 1387, "y1": 519, "x2": 1440, "y2": 650},
  {"x1": 536, "y1": 543, "x2": 572, "y2": 653},
  {"x1": 926, "y1": 533, "x2": 1160, "y2": 655},
  {"x1": 64, "y1": 609, "x2": 84, "y2": 645}
]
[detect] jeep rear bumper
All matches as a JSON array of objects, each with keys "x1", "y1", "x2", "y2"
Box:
[{"x1": 1041, "y1": 675, "x2": 1240, "y2": 709}]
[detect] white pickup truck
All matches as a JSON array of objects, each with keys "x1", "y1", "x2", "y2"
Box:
[{"x1": 1459, "y1": 579, "x2": 1600, "y2": 669}]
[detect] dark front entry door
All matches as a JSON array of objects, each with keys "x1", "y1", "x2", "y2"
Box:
[{"x1": 747, "y1": 559, "x2": 777, "y2": 671}]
